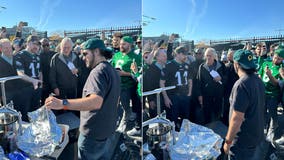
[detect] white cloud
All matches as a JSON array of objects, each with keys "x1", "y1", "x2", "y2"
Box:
[
  {"x1": 183, "y1": 0, "x2": 208, "y2": 38},
  {"x1": 36, "y1": 0, "x2": 61, "y2": 30}
]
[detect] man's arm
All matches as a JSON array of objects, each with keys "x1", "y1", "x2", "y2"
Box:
[
  {"x1": 17, "y1": 70, "x2": 42, "y2": 89},
  {"x1": 265, "y1": 67, "x2": 279, "y2": 86},
  {"x1": 160, "y1": 79, "x2": 172, "y2": 108},
  {"x1": 187, "y1": 79, "x2": 192, "y2": 96},
  {"x1": 223, "y1": 110, "x2": 245, "y2": 154},
  {"x1": 45, "y1": 94, "x2": 103, "y2": 111}
]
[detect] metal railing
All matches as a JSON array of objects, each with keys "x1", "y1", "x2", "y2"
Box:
[{"x1": 64, "y1": 25, "x2": 142, "y2": 40}]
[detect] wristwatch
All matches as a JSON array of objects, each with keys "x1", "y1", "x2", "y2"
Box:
[{"x1": 62, "y1": 99, "x2": 69, "y2": 110}]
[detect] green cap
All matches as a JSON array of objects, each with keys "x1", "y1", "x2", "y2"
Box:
[
  {"x1": 75, "y1": 39, "x2": 83, "y2": 44},
  {"x1": 122, "y1": 36, "x2": 133, "y2": 44},
  {"x1": 233, "y1": 49, "x2": 256, "y2": 69},
  {"x1": 136, "y1": 35, "x2": 142, "y2": 42},
  {"x1": 275, "y1": 45, "x2": 284, "y2": 58},
  {"x1": 83, "y1": 38, "x2": 106, "y2": 50}
]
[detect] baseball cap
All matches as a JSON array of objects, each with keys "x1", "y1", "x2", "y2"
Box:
[
  {"x1": 175, "y1": 46, "x2": 187, "y2": 55},
  {"x1": 83, "y1": 38, "x2": 106, "y2": 50},
  {"x1": 274, "y1": 45, "x2": 284, "y2": 58},
  {"x1": 233, "y1": 49, "x2": 256, "y2": 69},
  {"x1": 13, "y1": 38, "x2": 24, "y2": 46},
  {"x1": 27, "y1": 35, "x2": 40, "y2": 45},
  {"x1": 122, "y1": 36, "x2": 134, "y2": 44},
  {"x1": 75, "y1": 39, "x2": 83, "y2": 44},
  {"x1": 136, "y1": 35, "x2": 142, "y2": 42}
]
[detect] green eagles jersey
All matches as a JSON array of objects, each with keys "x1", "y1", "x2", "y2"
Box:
[
  {"x1": 112, "y1": 50, "x2": 142, "y2": 89},
  {"x1": 258, "y1": 61, "x2": 282, "y2": 97},
  {"x1": 258, "y1": 56, "x2": 271, "y2": 71}
]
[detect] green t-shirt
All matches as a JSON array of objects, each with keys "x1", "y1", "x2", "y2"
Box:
[
  {"x1": 112, "y1": 50, "x2": 142, "y2": 89},
  {"x1": 258, "y1": 56, "x2": 271, "y2": 71},
  {"x1": 258, "y1": 61, "x2": 282, "y2": 97}
]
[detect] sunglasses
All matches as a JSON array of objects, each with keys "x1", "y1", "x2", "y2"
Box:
[{"x1": 82, "y1": 52, "x2": 88, "y2": 56}]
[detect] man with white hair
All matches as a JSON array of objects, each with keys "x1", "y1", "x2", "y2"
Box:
[
  {"x1": 196, "y1": 47, "x2": 227, "y2": 124},
  {"x1": 49, "y1": 37, "x2": 81, "y2": 100}
]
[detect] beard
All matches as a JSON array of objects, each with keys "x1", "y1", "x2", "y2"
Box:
[
  {"x1": 120, "y1": 46, "x2": 130, "y2": 53},
  {"x1": 85, "y1": 57, "x2": 94, "y2": 68}
]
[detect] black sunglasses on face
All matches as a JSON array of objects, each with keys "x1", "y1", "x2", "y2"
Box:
[{"x1": 83, "y1": 52, "x2": 88, "y2": 56}]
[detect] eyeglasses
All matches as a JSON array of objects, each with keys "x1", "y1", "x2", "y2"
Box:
[
  {"x1": 32, "y1": 42, "x2": 40, "y2": 46},
  {"x1": 42, "y1": 44, "x2": 49, "y2": 47}
]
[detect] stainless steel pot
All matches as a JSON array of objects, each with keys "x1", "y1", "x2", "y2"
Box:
[
  {"x1": 0, "y1": 104, "x2": 22, "y2": 153},
  {"x1": 146, "y1": 124, "x2": 172, "y2": 151}
]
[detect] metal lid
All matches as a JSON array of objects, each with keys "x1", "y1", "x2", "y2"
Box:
[
  {"x1": 146, "y1": 124, "x2": 171, "y2": 136},
  {"x1": 0, "y1": 107, "x2": 18, "y2": 125}
]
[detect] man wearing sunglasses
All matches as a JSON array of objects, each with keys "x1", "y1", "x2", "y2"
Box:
[
  {"x1": 39, "y1": 38, "x2": 56, "y2": 105},
  {"x1": 134, "y1": 35, "x2": 142, "y2": 55}
]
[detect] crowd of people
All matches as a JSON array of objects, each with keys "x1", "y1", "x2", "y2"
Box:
[
  {"x1": 0, "y1": 22, "x2": 142, "y2": 159},
  {"x1": 2, "y1": 21, "x2": 284, "y2": 159},
  {"x1": 142, "y1": 33, "x2": 284, "y2": 159}
]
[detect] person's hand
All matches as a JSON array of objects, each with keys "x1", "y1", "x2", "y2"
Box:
[
  {"x1": 131, "y1": 61, "x2": 138, "y2": 74},
  {"x1": 198, "y1": 96, "x2": 203, "y2": 107},
  {"x1": 0, "y1": 28, "x2": 6, "y2": 38},
  {"x1": 54, "y1": 88, "x2": 60, "y2": 96},
  {"x1": 164, "y1": 97, "x2": 172, "y2": 108},
  {"x1": 265, "y1": 66, "x2": 272, "y2": 77},
  {"x1": 214, "y1": 76, "x2": 222, "y2": 83},
  {"x1": 223, "y1": 143, "x2": 230, "y2": 155},
  {"x1": 18, "y1": 22, "x2": 24, "y2": 31},
  {"x1": 152, "y1": 42, "x2": 159, "y2": 51},
  {"x1": 169, "y1": 34, "x2": 176, "y2": 43},
  {"x1": 32, "y1": 79, "x2": 43, "y2": 90},
  {"x1": 149, "y1": 101, "x2": 156, "y2": 110},
  {"x1": 71, "y1": 68, "x2": 78, "y2": 76},
  {"x1": 45, "y1": 96, "x2": 63, "y2": 110},
  {"x1": 279, "y1": 67, "x2": 284, "y2": 78}
]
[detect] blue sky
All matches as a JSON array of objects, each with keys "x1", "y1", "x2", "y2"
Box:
[
  {"x1": 143, "y1": 0, "x2": 284, "y2": 41},
  {"x1": 0, "y1": 0, "x2": 141, "y2": 36}
]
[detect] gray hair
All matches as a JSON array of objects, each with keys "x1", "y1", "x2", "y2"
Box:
[
  {"x1": 0, "y1": 38, "x2": 11, "y2": 48},
  {"x1": 204, "y1": 47, "x2": 217, "y2": 59},
  {"x1": 60, "y1": 37, "x2": 74, "y2": 48}
]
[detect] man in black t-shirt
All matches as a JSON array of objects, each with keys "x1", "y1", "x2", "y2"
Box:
[
  {"x1": 160, "y1": 46, "x2": 193, "y2": 130},
  {"x1": 223, "y1": 50, "x2": 265, "y2": 159},
  {"x1": 45, "y1": 39, "x2": 120, "y2": 160}
]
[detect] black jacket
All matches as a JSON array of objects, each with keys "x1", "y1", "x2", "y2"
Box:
[
  {"x1": 224, "y1": 61, "x2": 239, "y2": 97},
  {"x1": 40, "y1": 50, "x2": 56, "y2": 89},
  {"x1": 0, "y1": 56, "x2": 31, "y2": 96},
  {"x1": 189, "y1": 59, "x2": 204, "y2": 98},
  {"x1": 143, "y1": 62, "x2": 164, "y2": 102},
  {"x1": 196, "y1": 60, "x2": 227, "y2": 98},
  {"x1": 49, "y1": 52, "x2": 81, "y2": 90}
]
